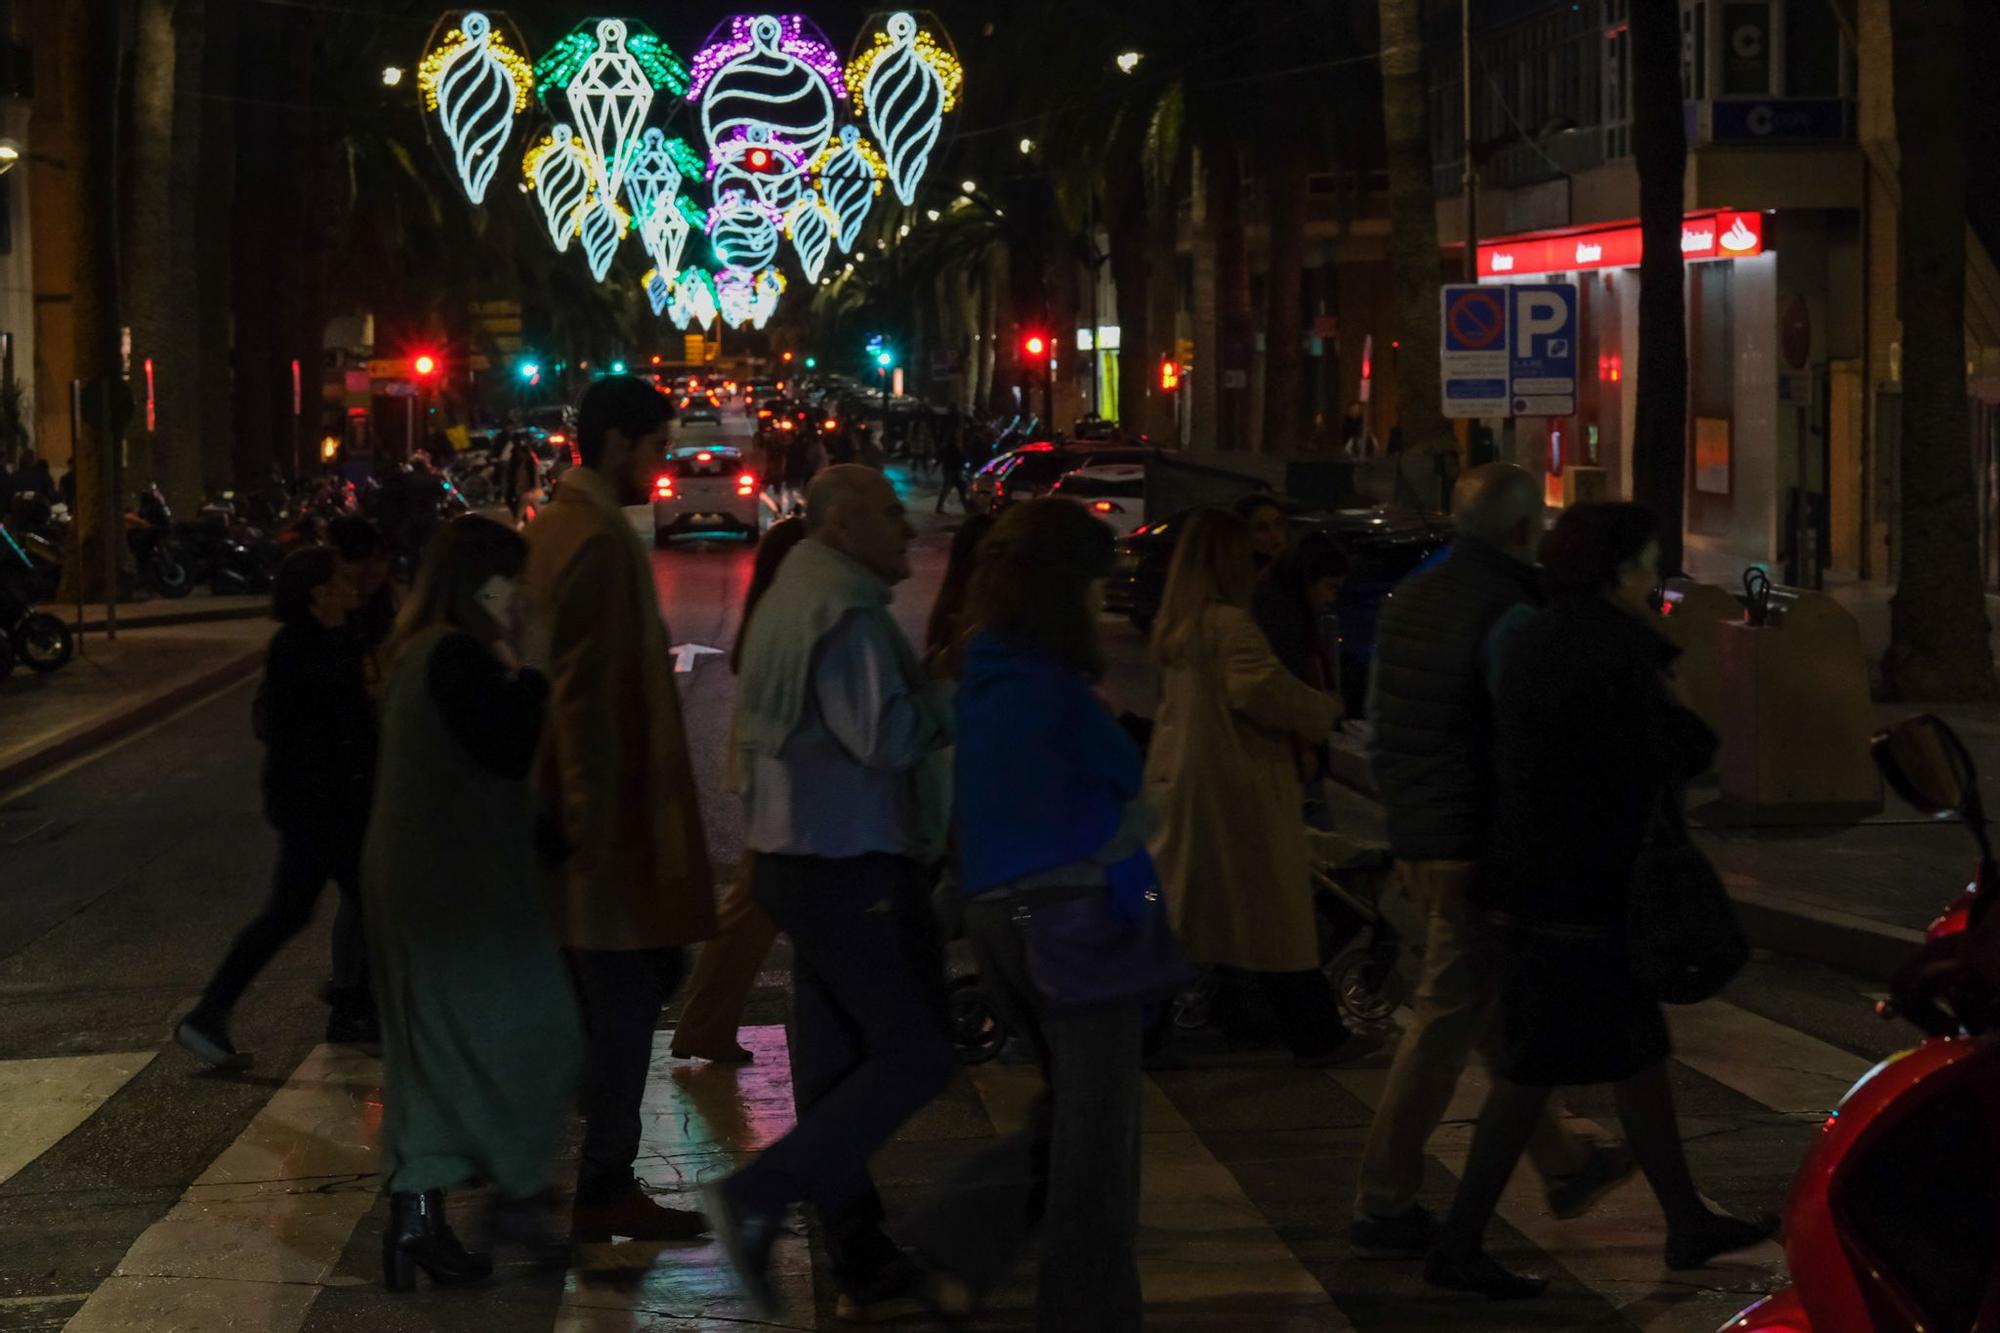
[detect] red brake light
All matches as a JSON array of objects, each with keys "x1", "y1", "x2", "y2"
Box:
[
  {"x1": 696, "y1": 451, "x2": 712, "y2": 462},
  {"x1": 549, "y1": 433, "x2": 567, "y2": 444},
  {"x1": 1092, "y1": 500, "x2": 1121, "y2": 514},
  {"x1": 778, "y1": 420, "x2": 795, "y2": 431},
  {"x1": 823, "y1": 419, "x2": 838, "y2": 431},
  {"x1": 737, "y1": 472, "x2": 757, "y2": 488},
  {"x1": 680, "y1": 397, "x2": 691, "y2": 408},
  {"x1": 655, "y1": 476, "x2": 673, "y2": 495}
]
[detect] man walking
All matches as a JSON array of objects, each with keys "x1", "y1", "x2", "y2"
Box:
[
  {"x1": 1353, "y1": 463, "x2": 1632, "y2": 1288},
  {"x1": 706, "y1": 465, "x2": 956, "y2": 1321},
  {"x1": 524, "y1": 376, "x2": 717, "y2": 1242}
]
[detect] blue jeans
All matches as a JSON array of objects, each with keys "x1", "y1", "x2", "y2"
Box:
[{"x1": 726, "y1": 853, "x2": 956, "y2": 1279}]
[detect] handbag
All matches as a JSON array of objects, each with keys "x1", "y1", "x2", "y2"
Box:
[
  {"x1": 1626, "y1": 793, "x2": 1749, "y2": 1004},
  {"x1": 987, "y1": 883, "x2": 1196, "y2": 1020}
]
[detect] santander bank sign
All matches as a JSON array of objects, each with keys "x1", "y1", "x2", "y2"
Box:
[{"x1": 1477, "y1": 209, "x2": 1765, "y2": 279}]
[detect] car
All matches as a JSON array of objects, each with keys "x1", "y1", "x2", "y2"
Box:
[
  {"x1": 968, "y1": 443, "x2": 1155, "y2": 516},
  {"x1": 653, "y1": 446, "x2": 762, "y2": 545},
  {"x1": 678, "y1": 389, "x2": 723, "y2": 426},
  {"x1": 1104, "y1": 505, "x2": 1451, "y2": 716},
  {"x1": 1049, "y1": 463, "x2": 1147, "y2": 538}
]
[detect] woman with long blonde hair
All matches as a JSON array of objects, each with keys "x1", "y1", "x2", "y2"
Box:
[
  {"x1": 364, "y1": 516, "x2": 582, "y2": 1289},
  {"x1": 1146, "y1": 508, "x2": 1376, "y2": 1067}
]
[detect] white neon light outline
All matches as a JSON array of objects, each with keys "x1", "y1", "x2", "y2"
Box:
[
  {"x1": 576, "y1": 195, "x2": 628, "y2": 283},
  {"x1": 785, "y1": 192, "x2": 835, "y2": 283},
  {"x1": 709, "y1": 190, "x2": 782, "y2": 271},
  {"x1": 859, "y1": 13, "x2": 946, "y2": 207},
  {"x1": 700, "y1": 15, "x2": 837, "y2": 176},
  {"x1": 567, "y1": 19, "x2": 655, "y2": 205},
  {"x1": 816, "y1": 125, "x2": 883, "y2": 253},
  {"x1": 427, "y1": 12, "x2": 527, "y2": 205},
  {"x1": 528, "y1": 124, "x2": 593, "y2": 253},
  {"x1": 716, "y1": 266, "x2": 757, "y2": 328},
  {"x1": 645, "y1": 268, "x2": 671, "y2": 316}
]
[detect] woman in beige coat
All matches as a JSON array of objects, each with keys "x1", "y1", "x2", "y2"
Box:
[{"x1": 1147, "y1": 508, "x2": 1379, "y2": 1068}]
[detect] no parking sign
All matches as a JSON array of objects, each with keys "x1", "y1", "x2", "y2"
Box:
[
  {"x1": 1439, "y1": 282, "x2": 1578, "y2": 419},
  {"x1": 1440, "y1": 285, "x2": 1510, "y2": 418}
]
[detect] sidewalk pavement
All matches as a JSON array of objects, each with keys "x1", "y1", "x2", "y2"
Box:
[
  {"x1": 34, "y1": 590, "x2": 269, "y2": 634},
  {"x1": 0, "y1": 620, "x2": 268, "y2": 793},
  {"x1": 1328, "y1": 698, "x2": 2000, "y2": 981}
]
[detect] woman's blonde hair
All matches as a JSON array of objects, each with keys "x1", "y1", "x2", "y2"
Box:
[
  {"x1": 382, "y1": 515, "x2": 528, "y2": 666},
  {"x1": 1150, "y1": 507, "x2": 1254, "y2": 664}
]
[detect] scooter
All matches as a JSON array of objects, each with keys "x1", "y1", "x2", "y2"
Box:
[{"x1": 1720, "y1": 713, "x2": 2000, "y2": 1333}]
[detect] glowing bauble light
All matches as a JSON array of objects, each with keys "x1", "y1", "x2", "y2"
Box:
[
  {"x1": 567, "y1": 19, "x2": 655, "y2": 206},
  {"x1": 812, "y1": 125, "x2": 886, "y2": 253},
  {"x1": 713, "y1": 126, "x2": 808, "y2": 215},
  {"x1": 644, "y1": 268, "x2": 671, "y2": 317},
  {"x1": 709, "y1": 191, "x2": 782, "y2": 271},
  {"x1": 700, "y1": 15, "x2": 839, "y2": 179},
  {"x1": 419, "y1": 11, "x2": 534, "y2": 206},
  {"x1": 523, "y1": 124, "x2": 593, "y2": 252},
  {"x1": 716, "y1": 266, "x2": 756, "y2": 328},
  {"x1": 691, "y1": 14, "x2": 848, "y2": 101},
  {"x1": 850, "y1": 11, "x2": 960, "y2": 206},
  {"x1": 576, "y1": 195, "x2": 630, "y2": 283},
  {"x1": 785, "y1": 193, "x2": 835, "y2": 283}
]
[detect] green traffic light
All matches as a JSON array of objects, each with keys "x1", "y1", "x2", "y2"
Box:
[
  {"x1": 610, "y1": 360, "x2": 628, "y2": 375},
  {"x1": 518, "y1": 362, "x2": 539, "y2": 381},
  {"x1": 805, "y1": 357, "x2": 817, "y2": 369},
  {"x1": 875, "y1": 351, "x2": 893, "y2": 368}
]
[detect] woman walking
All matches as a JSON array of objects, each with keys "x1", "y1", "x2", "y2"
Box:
[
  {"x1": 1147, "y1": 509, "x2": 1376, "y2": 1067},
  {"x1": 175, "y1": 546, "x2": 372, "y2": 1066},
  {"x1": 902, "y1": 499, "x2": 1158, "y2": 1331},
  {"x1": 672, "y1": 517, "x2": 809, "y2": 1063},
  {"x1": 363, "y1": 516, "x2": 582, "y2": 1290},
  {"x1": 1425, "y1": 503, "x2": 1775, "y2": 1297}
]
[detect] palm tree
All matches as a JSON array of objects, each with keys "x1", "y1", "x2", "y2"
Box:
[
  {"x1": 1374, "y1": 0, "x2": 1454, "y2": 459},
  {"x1": 1628, "y1": 0, "x2": 1691, "y2": 575},
  {"x1": 1884, "y1": 0, "x2": 1995, "y2": 698}
]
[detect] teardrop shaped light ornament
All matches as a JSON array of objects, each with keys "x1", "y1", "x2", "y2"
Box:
[
  {"x1": 785, "y1": 193, "x2": 835, "y2": 284},
  {"x1": 564, "y1": 19, "x2": 658, "y2": 204},
  {"x1": 666, "y1": 279, "x2": 695, "y2": 330},
  {"x1": 644, "y1": 268, "x2": 672, "y2": 317},
  {"x1": 812, "y1": 125, "x2": 887, "y2": 253},
  {"x1": 419, "y1": 11, "x2": 535, "y2": 206},
  {"x1": 575, "y1": 194, "x2": 630, "y2": 283},
  {"x1": 849, "y1": 11, "x2": 961, "y2": 206},
  {"x1": 716, "y1": 266, "x2": 757, "y2": 329},
  {"x1": 681, "y1": 270, "x2": 720, "y2": 330},
  {"x1": 750, "y1": 269, "x2": 786, "y2": 330},
  {"x1": 522, "y1": 124, "x2": 593, "y2": 252}
]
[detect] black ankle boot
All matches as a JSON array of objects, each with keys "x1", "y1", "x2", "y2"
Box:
[{"x1": 383, "y1": 1189, "x2": 493, "y2": 1292}]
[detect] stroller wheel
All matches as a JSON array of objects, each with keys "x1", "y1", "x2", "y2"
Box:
[
  {"x1": 946, "y1": 976, "x2": 1006, "y2": 1064},
  {"x1": 1171, "y1": 973, "x2": 1218, "y2": 1031},
  {"x1": 1327, "y1": 946, "x2": 1404, "y2": 1027}
]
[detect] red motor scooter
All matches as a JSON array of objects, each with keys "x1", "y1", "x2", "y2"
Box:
[{"x1": 1721, "y1": 714, "x2": 2000, "y2": 1333}]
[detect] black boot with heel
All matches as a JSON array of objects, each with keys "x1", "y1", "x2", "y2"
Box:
[{"x1": 382, "y1": 1189, "x2": 493, "y2": 1292}]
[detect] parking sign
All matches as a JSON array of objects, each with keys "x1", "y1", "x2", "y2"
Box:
[{"x1": 1508, "y1": 283, "x2": 1578, "y2": 416}]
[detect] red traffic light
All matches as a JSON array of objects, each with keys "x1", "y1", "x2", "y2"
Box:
[
  {"x1": 1159, "y1": 358, "x2": 1180, "y2": 391},
  {"x1": 1023, "y1": 333, "x2": 1048, "y2": 358},
  {"x1": 412, "y1": 353, "x2": 439, "y2": 378},
  {"x1": 781, "y1": 350, "x2": 794, "y2": 363}
]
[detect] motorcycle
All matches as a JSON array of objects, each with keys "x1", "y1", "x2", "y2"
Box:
[
  {"x1": 128, "y1": 485, "x2": 193, "y2": 599},
  {"x1": 0, "y1": 524, "x2": 70, "y2": 674},
  {"x1": 1721, "y1": 713, "x2": 2000, "y2": 1333}
]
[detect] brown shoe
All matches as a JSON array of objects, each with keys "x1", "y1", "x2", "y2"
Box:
[{"x1": 572, "y1": 1188, "x2": 710, "y2": 1243}]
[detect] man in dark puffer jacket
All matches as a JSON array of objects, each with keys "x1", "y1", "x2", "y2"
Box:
[{"x1": 1351, "y1": 465, "x2": 1632, "y2": 1280}]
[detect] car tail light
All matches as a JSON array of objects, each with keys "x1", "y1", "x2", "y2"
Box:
[
  {"x1": 655, "y1": 476, "x2": 674, "y2": 497},
  {"x1": 549, "y1": 433, "x2": 568, "y2": 445},
  {"x1": 1092, "y1": 500, "x2": 1126, "y2": 515},
  {"x1": 759, "y1": 409, "x2": 773, "y2": 419},
  {"x1": 778, "y1": 420, "x2": 795, "y2": 431},
  {"x1": 823, "y1": 419, "x2": 838, "y2": 431},
  {"x1": 696, "y1": 451, "x2": 712, "y2": 462},
  {"x1": 679, "y1": 397, "x2": 691, "y2": 408},
  {"x1": 737, "y1": 472, "x2": 756, "y2": 496}
]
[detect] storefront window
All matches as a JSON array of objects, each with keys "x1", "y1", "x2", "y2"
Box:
[{"x1": 1689, "y1": 261, "x2": 1736, "y2": 533}]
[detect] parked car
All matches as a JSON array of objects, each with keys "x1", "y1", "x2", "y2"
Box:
[
  {"x1": 1104, "y1": 504, "x2": 1451, "y2": 716},
  {"x1": 968, "y1": 443, "x2": 1154, "y2": 516},
  {"x1": 678, "y1": 388, "x2": 724, "y2": 427},
  {"x1": 653, "y1": 446, "x2": 761, "y2": 545},
  {"x1": 1049, "y1": 463, "x2": 1148, "y2": 538}
]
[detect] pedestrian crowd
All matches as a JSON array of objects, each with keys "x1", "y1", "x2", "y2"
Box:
[{"x1": 173, "y1": 372, "x2": 1775, "y2": 1324}]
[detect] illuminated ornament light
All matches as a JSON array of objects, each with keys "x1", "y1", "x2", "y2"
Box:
[
  {"x1": 713, "y1": 125, "x2": 809, "y2": 215},
  {"x1": 849, "y1": 11, "x2": 961, "y2": 206},
  {"x1": 812, "y1": 125, "x2": 886, "y2": 253},
  {"x1": 576, "y1": 194, "x2": 630, "y2": 282},
  {"x1": 523, "y1": 124, "x2": 593, "y2": 252},
  {"x1": 536, "y1": 18, "x2": 690, "y2": 102},
  {"x1": 418, "y1": 11, "x2": 534, "y2": 205},
  {"x1": 751, "y1": 268, "x2": 786, "y2": 329},
  {"x1": 700, "y1": 15, "x2": 839, "y2": 184},
  {"x1": 644, "y1": 268, "x2": 672, "y2": 316},
  {"x1": 666, "y1": 279, "x2": 695, "y2": 329},
  {"x1": 717, "y1": 267, "x2": 757, "y2": 328},
  {"x1": 709, "y1": 191, "x2": 782, "y2": 271},
  {"x1": 560, "y1": 19, "x2": 664, "y2": 206},
  {"x1": 690, "y1": 14, "x2": 848, "y2": 100},
  {"x1": 680, "y1": 269, "x2": 720, "y2": 329},
  {"x1": 784, "y1": 193, "x2": 835, "y2": 283}
]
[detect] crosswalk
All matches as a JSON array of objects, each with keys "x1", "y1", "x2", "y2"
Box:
[{"x1": 0, "y1": 997, "x2": 1884, "y2": 1332}]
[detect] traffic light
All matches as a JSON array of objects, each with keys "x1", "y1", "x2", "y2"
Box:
[
  {"x1": 1022, "y1": 332, "x2": 1048, "y2": 359},
  {"x1": 610, "y1": 359, "x2": 628, "y2": 375},
  {"x1": 1159, "y1": 358, "x2": 1180, "y2": 392},
  {"x1": 804, "y1": 356, "x2": 817, "y2": 369},
  {"x1": 517, "y1": 360, "x2": 539, "y2": 382},
  {"x1": 412, "y1": 353, "x2": 439, "y2": 378},
  {"x1": 875, "y1": 350, "x2": 894, "y2": 369},
  {"x1": 781, "y1": 350, "x2": 794, "y2": 363}
]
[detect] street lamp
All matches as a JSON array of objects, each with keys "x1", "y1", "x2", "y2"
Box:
[
  {"x1": 381, "y1": 66, "x2": 405, "y2": 87},
  {"x1": 1018, "y1": 137, "x2": 1034, "y2": 155},
  {"x1": 1115, "y1": 51, "x2": 1143, "y2": 74},
  {"x1": 960, "y1": 179, "x2": 978, "y2": 194}
]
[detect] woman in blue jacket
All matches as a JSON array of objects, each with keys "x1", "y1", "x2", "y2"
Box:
[{"x1": 901, "y1": 499, "x2": 1153, "y2": 1332}]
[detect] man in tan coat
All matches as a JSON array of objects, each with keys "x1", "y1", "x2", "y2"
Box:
[{"x1": 524, "y1": 375, "x2": 716, "y2": 1242}]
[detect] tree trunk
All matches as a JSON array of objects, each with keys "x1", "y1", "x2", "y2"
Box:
[
  {"x1": 1209, "y1": 136, "x2": 1253, "y2": 452},
  {"x1": 57, "y1": 0, "x2": 127, "y2": 603},
  {"x1": 195, "y1": 0, "x2": 236, "y2": 493},
  {"x1": 1144, "y1": 172, "x2": 1182, "y2": 446},
  {"x1": 128, "y1": 0, "x2": 199, "y2": 515},
  {"x1": 1261, "y1": 143, "x2": 1308, "y2": 455},
  {"x1": 1629, "y1": 0, "x2": 1691, "y2": 575},
  {"x1": 1376, "y1": 0, "x2": 1455, "y2": 460},
  {"x1": 1190, "y1": 146, "x2": 1218, "y2": 448},
  {"x1": 1885, "y1": 0, "x2": 1994, "y2": 698}
]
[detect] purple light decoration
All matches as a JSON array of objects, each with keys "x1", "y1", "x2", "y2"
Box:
[
  {"x1": 705, "y1": 128, "x2": 808, "y2": 180},
  {"x1": 689, "y1": 14, "x2": 848, "y2": 99}
]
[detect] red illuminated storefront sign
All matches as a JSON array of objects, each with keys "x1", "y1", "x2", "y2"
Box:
[{"x1": 1478, "y1": 209, "x2": 1765, "y2": 279}]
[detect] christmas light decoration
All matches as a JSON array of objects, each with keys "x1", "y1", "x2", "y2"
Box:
[
  {"x1": 690, "y1": 14, "x2": 848, "y2": 101},
  {"x1": 712, "y1": 125, "x2": 810, "y2": 215},
  {"x1": 812, "y1": 125, "x2": 886, "y2": 252},
  {"x1": 700, "y1": 15, "x2": 839, "y2": 181},
  {"x1": 849, "y1": 12, "x2": 960, "y2": 206},
  {"x1": 575, "y1": 194, "x2": 631, "y2": 283},
  {"x1": 535, "y1": 19, "x2": 689, "y2": 103},
  {"x1": 666, "y1": 279, "x2": 695, "y2": 329},
  {"x1": 523, "y1": 125, "x2": 593, "y2": 252},
  {"x1": 716, "y1": 266, "x2": 756, "y2": 328},
  {"x1": 644, "y1": 268, "x2": 671, "y2": 316},
  {"x1": 418, "y1": 11, "x2": 535, "y2": 205},
  {"x1": 622, "y1": 128, "x2": 681, "y2": 230},
  {"x1": 566, "y1": 19, "x2": 658, "y2": 206},
  {"x1": 680, "y1": 269, "x2": 720, "y2": 329},
  {"x1": 784, "y1": 193, "x2": 835, "y2": 283},
  {"x1": 751, "y1": 268, "x2": 786, "y2": 329},
  {"x1": 709, "y1": 191, "x2": 782, "y2": 271}
]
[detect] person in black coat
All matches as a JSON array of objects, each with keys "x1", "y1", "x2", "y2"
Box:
[
  {"x1": 175, "y1": 546, "x2": 378, "y2": 1067},
  {"x1": 1424, "y1": 503, "x2": 1776, "y2": 1298}
]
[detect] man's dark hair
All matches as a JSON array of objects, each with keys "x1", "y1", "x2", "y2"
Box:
[
  {"x1": 327, "y1": 515, "x2": 385, "y2": 562},
  {"x1": 576, "y1": 376, "x2": 674, "y2": 470},
  {"x1": 964, "y1": 499, "x2": 1116, "y2": 678},
  {"x1": 1539, "y1": 502, "x2": 1658, "y2": 598},
  {"x1": 271, "y1": 545, "x2": 340, "y2": 625}
]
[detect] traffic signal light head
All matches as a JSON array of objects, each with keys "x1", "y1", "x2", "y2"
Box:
[
  {"x1": 781, "y1": 351, "x2": 794, "y2": 363},
  {"x1": 1159, "y1": 358, "x2": 1180, "y2": 391},
  {"x1": 1023, "y1": 333, "x2": 1048, "y2": 358},
  {"x1": 875, "y1": 350, "x2": 893, "y2": 369},
  {"x1": 517, "y1": 360, "x2": 539, "y2": 382},
  {"x1": 412, "y1": 353, "x2": 439, "y2": 378}
]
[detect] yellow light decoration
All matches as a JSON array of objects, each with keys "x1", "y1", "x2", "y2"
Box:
[
  {"x1": 417, "y1": 19, "x2": 534, "y2": 115},
  {"x1": 848, "y1": 26, "x2": 961, "y2": 116}
]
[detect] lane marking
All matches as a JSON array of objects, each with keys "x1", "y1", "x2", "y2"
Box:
[{"x1": 0, "y1": 1051, "x2": 154, "y2": 1187}]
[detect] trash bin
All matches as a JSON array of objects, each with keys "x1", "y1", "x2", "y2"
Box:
[
  {"x1": 1658, "y1": 578, "x2": 1741, "y2": 747},
  {"x1": 1716, "y1": 587, "x2": 1881, "y2": 810}
]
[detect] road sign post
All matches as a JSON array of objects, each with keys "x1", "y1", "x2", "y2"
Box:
[
  {"x1": 1438, "y1": 281, "x2": 1578, "y2": 420},
  {"x1": 1508, "y1": 283, "x2": 1578, "y2": 417},
  {"x1": 1440, "y1": 285, "x2": 1510, "y2": 419}
]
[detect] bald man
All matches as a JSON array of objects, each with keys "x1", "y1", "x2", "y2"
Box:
[
  {"x1": 1353, "y1": 465, "x2": 1630, "y2": 1285},
  {"x1": 707, "y1": 466, "x2": 956, "y2": 1321}
]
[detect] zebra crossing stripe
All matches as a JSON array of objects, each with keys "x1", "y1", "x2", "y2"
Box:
[
  {"x1": 0, "y1": 1051, "x2": 153, "y2": 1188},
  {"x1": 64, "y1": 1044, "x2": 380, "y2": 1333}
]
